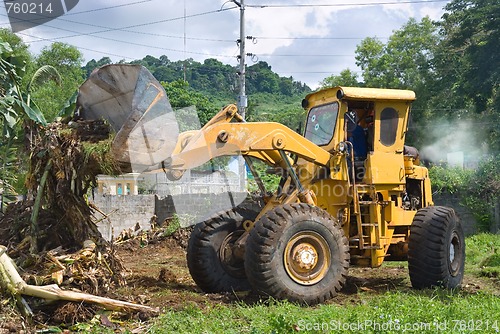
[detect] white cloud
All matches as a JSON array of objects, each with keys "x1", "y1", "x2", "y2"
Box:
[
  {"x1": 0, "y1": 0, "x2": 451, "y2": 89},
  {"x1": 419, "y1": 5, "x2": 445, "y2": 20}
]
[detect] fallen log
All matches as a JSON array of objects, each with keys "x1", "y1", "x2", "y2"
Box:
[{"x1": 0, "y1": 246, "x2": 158, "y2": 314}]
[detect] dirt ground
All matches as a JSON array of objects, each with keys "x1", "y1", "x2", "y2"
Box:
[
  {"x1": 111, "y1": 230, "x2": 499, "y2": 313},
  {"x1": 1, "y1": 229, "x2": 498, "y2": 333}
]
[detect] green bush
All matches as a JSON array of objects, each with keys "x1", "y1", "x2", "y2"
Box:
[
  {"x1": 246, "y1": 159, "x2": 281, "y2": 195},
  {"x1": 429, "y1": 155, "x2": 500, "y2": 231}
]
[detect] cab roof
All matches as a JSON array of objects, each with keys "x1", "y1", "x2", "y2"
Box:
[{"x1": 304, "y1": 86, "x2": 416, "y2": 104}]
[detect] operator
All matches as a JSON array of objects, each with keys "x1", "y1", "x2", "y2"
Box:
[
  {"x1": 347, "y1": 109, "x2": 369, "y2": 181},
  {"x1": 347, "y1": 109, "x2": 368, "y2": 160},
  {"x1": 349, "y1": 124, "x2": 368, "y2": 160}
]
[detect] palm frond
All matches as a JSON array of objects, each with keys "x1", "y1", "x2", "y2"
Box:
[{"x1": 27, "y1": 65, "x2": 62, "y2": 93}]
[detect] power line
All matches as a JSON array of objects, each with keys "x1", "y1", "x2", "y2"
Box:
[
  {"x1": 64, "y1": 0, "x2": 153, "y2": 16},
  {"x1": 22, "y1": 23, "x2": 235, "y2": 44},
  {"x1": 253, "y1": 36, "x2": 389, "y2": 40},
  {"x1": 0, "y1": 6, "x2": 240, "y2": 58},
  {"x1": 0, "y1": 1, "x2": 459, "y2": 86},
  {"x1": 18, "y1": 30, "x2": 239, "y2": 68},
  {"x1": 0, "y1": 5, "x2": 238, "y2": 50},
  {"x1": 16, "y1": 31, "x2": 136, "y2": 60},
  {"x1": 0, "y1": 6, "x2": 237, "y2": 33},
  {"x1": 0, "y1": 9, "x2": 236, "y2": 44},
  {"x1": 0, "y1": 0, "x2": 152, "y2": 14},
  {"x1": 25, "y1": 24, "x2": 236, "y2": 58},
  {"x1": 247, "y1": 0, "x2": 449, "y2": 8},
  {"x1": 278, "y1": 70, "x2": 363, "y2": 74},
  {"x1": 258, "y1": 53, "x2": 354, "y2": 57}
]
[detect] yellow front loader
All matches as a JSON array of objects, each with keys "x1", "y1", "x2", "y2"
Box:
[
  {"x1": 79, "y1": 65, "x2": 465, "y2": 305},
  {"x1": 166, "y1": 87, "x2": 465, "y2": 304}
]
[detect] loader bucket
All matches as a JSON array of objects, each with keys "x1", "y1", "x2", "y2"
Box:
[{"x1": 77, "y1": 64, "x2": 179, "y2": 173}]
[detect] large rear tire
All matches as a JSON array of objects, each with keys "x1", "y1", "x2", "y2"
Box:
[
  {"x1": 187, "y1": 208, "x2": 258, "y2": 293},
  {"x1": 408, "y1": 206, "x2": 465, "y2": 289},
  {"x1": 245, "y1": 203, "x2": 349, "y2": 304}
]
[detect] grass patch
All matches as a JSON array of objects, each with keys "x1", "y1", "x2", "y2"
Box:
[
  {"x1": 465, "y1": 233, "x2": 500, "y2": 278},
  {"x1": 163, "y1": 213, "x2": 196, "y2": 236},
  {"x1": 146, "y1": 291, "x2": 500, "y2": 333}
]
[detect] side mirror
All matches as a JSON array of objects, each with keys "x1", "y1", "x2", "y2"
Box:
[{"x1": 344, "y1": 110, "x2": 358, "y2": 133}]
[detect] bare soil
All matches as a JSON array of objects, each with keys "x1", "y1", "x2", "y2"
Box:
[{"x1": 112, "y1": 232, "x2": 499, "y2": 312}]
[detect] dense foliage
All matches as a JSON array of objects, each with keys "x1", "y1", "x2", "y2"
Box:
[
  {"x1": 31, "y1": 42, "x2": 85, "y2": 122},
  {"x1": 83, "y1": 55, "x2": 311, "y2": 102},
  {"x1": 429, "y1": 156, "x2": 500, "y2": 231},
  {"x1": 321, "y1": 0, "x2": 499, "y2": 153},
  {"x1": 0, "y1": 32, "x2": 57, "y2": 203}
]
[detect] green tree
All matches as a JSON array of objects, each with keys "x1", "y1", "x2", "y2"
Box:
[
  {"x1": 161, "y1": 80, "x2": 218, "y2": 128},
  {"x1": 26, "y1": 65, "x2": 61, "y2": 107},
  {"x1": 356, "y1": 17, "x2": 438, "y2": 92},
  {"x1": 436, "y1": 0, "x2": 500, "y2": 153},
  {"x1": 83, "y1": 57, "x2": 112, "y2": 77},
  {"x1": 247, "y1": 62, "x2": 280, "y2": 94},
  {"x1": 129, "y1": 55, "x2": 310, "y2": 101},
  {"x1": 31, "y1": 42, "x2": 85, "y2": 121},
  {"x1": 319, "y1": 69, "x2": 359, "y2": 88},
  {"x1": 355, "y1": 18, "x2": 440, "y2": 148},
  {"x1": 438, "y1": 0, "x2": 500, "y2": 113},
  {"x1": 429, "y1": 156, "x2": 500, "y2": 231},
  {"x1": 354, "y1": 37, "x2": 386, "y2": 87},
  {"x1": 0, "y1": 28, "x2": 33, "y2": 82},
  {"x1": 279, "y1": 77, "x2": 294, "y2": 95}
]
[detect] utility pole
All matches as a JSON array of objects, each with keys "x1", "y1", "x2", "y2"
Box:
[
  {"x1": 232, "y1": 0, "x2": 247, "y2": 191},
  {"x1": 233, "y1": 0, "x2": 247, "y2": 120},
  {"x1": 183, "y1": 0, "x2": 187, "y2": 82}
]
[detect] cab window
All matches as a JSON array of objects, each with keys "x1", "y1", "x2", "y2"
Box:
[
  {"x1": 380, "y1": 107, "x2": 399, "y2": 146},
  {"x1": 304, "y1": 102, "x2": 338, "y2": 146}
]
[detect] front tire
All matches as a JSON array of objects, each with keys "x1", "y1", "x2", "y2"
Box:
[
  {"x1": 408, "y1": 206, "x2": 465, "y2": 289},
  {"x1": 187, "y1": 208, "x2": 258, "y2": 293},
  {"x1": 245, "y1": 203, "x2": 349, "y2": 304}
]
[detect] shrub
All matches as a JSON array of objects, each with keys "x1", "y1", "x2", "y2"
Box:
[{"x1": 429, "y1": 155, "x2": 500, "y2": 231}]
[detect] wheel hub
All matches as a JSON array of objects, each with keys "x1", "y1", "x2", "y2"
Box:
[
  {"x1": 284, "y1": 231, "x2": 331, "y2": 286},
  {"x1": 219, "y1": 230, "x2": 246, "y2": 278},
  {"x1": 449, "y1": 231, "x2": 462, "y2": 276},
  {"x1": 292, "y1": 243, "x2": 318, "y2": 270}
]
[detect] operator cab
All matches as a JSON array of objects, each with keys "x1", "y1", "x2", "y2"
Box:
[{"x1": 302, "y1": 86, "x2": 416, "y2": 185}]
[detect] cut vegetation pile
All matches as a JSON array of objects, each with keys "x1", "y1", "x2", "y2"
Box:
[
  {"x1": 0, "y1": 64, "x2": 179, "y2": 329},
  {"x1": 0, "y1": 119, "x2": 142, "y2": 327},
  {"x1": 2, "y1": 120, "x2": 120, "y2": 250}
]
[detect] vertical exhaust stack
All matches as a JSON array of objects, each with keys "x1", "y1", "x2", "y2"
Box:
[{"x1": 77, "y1": 64, "x2": 179, "y2": 173}]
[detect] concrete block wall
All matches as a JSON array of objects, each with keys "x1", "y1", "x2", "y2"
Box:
[
  {"x1": 91, "y1": 194, "x2": 156, "y2": 240},
  {"x1": 141, "y1": 169, "x2": 243, "y2": 196},
  {"x1": 155, "y1": 192, "x2": 249, "y2": 227},
  {"x1": 91, "y1": 192, "x2": 492, "y2": 241},
  {"x1": 91, "y1": 192, "x2": 252, "y2": 240}
]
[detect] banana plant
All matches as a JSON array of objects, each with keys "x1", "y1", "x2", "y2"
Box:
[
  {"x1": 1, "y1": 39, "x2": 61, "y2": 129},
  {"x1": 0, "y1": 38, "x2": 60, "y2": 210}
]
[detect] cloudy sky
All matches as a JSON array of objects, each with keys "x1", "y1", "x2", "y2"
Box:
[{"x1": 1, "y1": 0, "x2": 450, "y2": 88}]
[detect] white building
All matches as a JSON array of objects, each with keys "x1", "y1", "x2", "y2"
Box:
[{"x1": 96, "y1": 173, "x2": 142, "y2": 195}]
